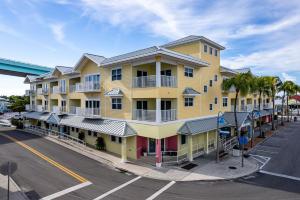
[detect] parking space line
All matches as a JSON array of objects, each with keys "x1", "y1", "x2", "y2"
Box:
[
  {"x1": 260, "y1": 170, "x2": 300, "y2": 181},
  {"x1": 1, "y1": 134, "x2": 89, "y2": 183},
  {"x1": 40, "y1": 181, "x2": 92, "y2": 200},
  {"x1": 145, "y1": 181, "x2": 176, "y2": 200},
  {"x1": 93, "y1": 176, "x2": 142, "y2": 200}
]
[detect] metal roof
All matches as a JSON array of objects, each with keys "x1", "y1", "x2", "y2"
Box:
[
  {"x1": 161, "y1": 35, "x2": 225, "y2": 50},
  {"x1": 23, "y1": 112, "x2": 51, "y2": 121},
  {"x1": 60, "y1": 115, "x2": 136, "y2": 137},
  {"x1": 105, "y1": 88, "x2": 124, "y2": 97},
  {"x1": 182, "y1": 87, "x2": 201, "y2": 96},
  {"x1": 100, "y1": 46, "x2": 209, "y2": 67},
  {"x1": 178, "y1": 116, "x2": 231, "y2": 135},
  {"x1": 46, "y1": 113, "x2": 61, "y2": 125},
  {"x1": 223, "y1": 112, "x2": 251, "y2": 130}
]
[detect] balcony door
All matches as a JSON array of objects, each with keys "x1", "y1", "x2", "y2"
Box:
[
  {"x1": 161, "y1": 70, "x2": 171, "y2": 76},
  {"x1": 136, "y1": 101, "x2": 148, "y2": 110},
  {"x1": 136, "y1": 71, "x2": 148, "y2": 88},
  {"x1": 86, "y1": 100, "x2": 100, "y2": 115},
  {"x1": 85, "y1": 74, "x2": 100, "y2": 90},
  {"x1": 161, "y1": 100, "x2": 171, "y2": 110},
  {"x1": 148, "y1": 138, "x2": 165, "y2": 154}
]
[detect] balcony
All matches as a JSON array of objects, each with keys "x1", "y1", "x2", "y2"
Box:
[
  {"x1": 42, "y1": 88, "x2": 49, "y2": 95},
  {"x1": 52, "y1": 106, "x2": 60, "y2": 114},
  {"x1": 36, "y1": 105, "x2": 43, "y2": 112},
  {"x1": 69, "y1": 85, "x2": 76, "y2": 93},
  {"x1": 51, "y1": 86, "x2": 66, "y2": 94},
  {"x1": 241, "y1": 104, "x2": 253, "y2": 112},
  {"x1": 133, "y1": 109, "x2": 176, "y2": 122},
  {"x1": 69, "y1": 106, "x2": 100, "y2": 118},
  {"x1": 37, "y1": 88, "x2": 43, "y2": 95},
  {"x1": 132, "y1": 75, "x2": 177, "y2": 88},
  {"x1": 25, "y1": 104, "x2": 35, "y2": 111},
  {"x1": 60, "y1": 106, "x2": 67, "y2": 113},
  {"x1": 25, "y1": 90, "x2": 35, "y2": 96},
  {"x1": 263, "y1": 103, "x2": 272, "y2": 109},
  {"x1": 75, "y1": 82, "x2": 100, "y2": 92}
]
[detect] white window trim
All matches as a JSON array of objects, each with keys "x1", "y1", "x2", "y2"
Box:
[
  {"x1": 214, "y1": 97, "x2": 218, "y2": 105},
  {"x1": 111, "y1": 67, "x2": 122, "y2": 81},
  {"x1": 204, "y1": 85, "x2": 208, "y2": 93},
  {"x1": 209, "y1": 103, "x2": 213, "y2": 111},
  {"x1": 184, "y1": 97, "x2": 194, "y2": 107},
  {"x1": 111, "y1": 97, "x2": 122, "y2": 110},
  {"x1": 84, "y1": 73, "x2": 101, "y2": 83},
  {"x1": 184, "y1": 66, "x2": 194, "y2": 78},
  {"x1": 204, "y1": 44, "x2": 208, "y2": 53},
  {"x1": 222, "y1": 97, "x2": 228, "y2": 107}
]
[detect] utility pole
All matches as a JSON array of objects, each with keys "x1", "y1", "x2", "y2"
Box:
[{"x1": 7, "y1": 161, "x2": 10, "y2": 200}]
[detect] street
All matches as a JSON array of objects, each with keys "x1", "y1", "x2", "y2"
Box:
[{"x1": 1, "y1": 122, "x2": 300, "y2": 200}]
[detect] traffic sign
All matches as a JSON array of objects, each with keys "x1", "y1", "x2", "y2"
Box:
[
  {"x1": 218, "y1": 117, "x2": 225, "y2": 125},
  {"x1": 239, "y1": 136, "x2": 248, "y2": 145}
]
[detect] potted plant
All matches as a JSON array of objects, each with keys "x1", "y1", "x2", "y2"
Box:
[{"x1": 142, "y1": 148, "x2": 147, "y2": 156}]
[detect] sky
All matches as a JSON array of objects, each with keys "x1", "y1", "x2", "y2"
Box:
[{"x1": 0, "y1": 0, "x2": 300, "y2": 95}]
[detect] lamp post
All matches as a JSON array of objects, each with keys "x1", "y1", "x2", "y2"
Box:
[
  {"x1": 216, "y1": 111, "x2": 223, "y2": 163},
  {"x1": 251, "y1": 110, "x2": 255, "y2": 148}
]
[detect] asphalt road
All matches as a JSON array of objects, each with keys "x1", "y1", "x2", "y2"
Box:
[{"x1": 0, "y1": 122, "x2": 300, "y2": 200}]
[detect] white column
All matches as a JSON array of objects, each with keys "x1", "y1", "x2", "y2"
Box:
[
  {"x1": 156, "y1": 61, "x2": 161, "y2": 87},
  {"x1": 206, "y1": 132, "x2": 209, "y2": 153},
  {"x1": 188, "y1": 135, "x2": 193, "y2": 161},
  {"x1": 156, "y1": 98, "x2": 161, "y2": 123},
  {"x1": 121, "y1": 137, "x2": 127, "y2": 163}
]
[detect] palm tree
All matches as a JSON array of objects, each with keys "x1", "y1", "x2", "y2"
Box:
[
  {"x1": 222, "y1": 72, "x2": 253, "y2": 139},
  {"x1": 280, "y1": 81, "x2": 297, "y2": 122},
  {"x1": 264, "y1": 76, "x2": 282, "y2": 130},
  {"x1": 250, "y1": 76, "x2": 270, "y2": 137}
]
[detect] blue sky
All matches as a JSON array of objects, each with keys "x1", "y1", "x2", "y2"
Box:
[{"x1": 0, "y1": 0, "x2": 300, "y2": 95}]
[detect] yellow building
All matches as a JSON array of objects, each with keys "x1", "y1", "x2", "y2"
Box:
[{"x1": 24, "y1": 35, "x2": 272, "y2": 166}]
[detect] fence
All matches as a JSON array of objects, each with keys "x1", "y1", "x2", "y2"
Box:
[
  {"x1": 161, "y1": 147, "x2": 188, "y2": 165},
  {"x1": 25, "y1": 125, "x2": 86, "y2": 146}
]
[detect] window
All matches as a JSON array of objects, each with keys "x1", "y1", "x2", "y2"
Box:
[
  {"x1": 112, "y1": 98, "x2": 122, "y2": 110},
  {"x1": 209, "y1": 47, "x2": 213, "y2": 55},
  {"x1": 60, "y1": 79, "x2": 66, "y2": 93},
  {"x1": 209, "y1": 80, "x2": 213, "y2": 87},
  {"x1": 85, "y1": 100, "x2": 100, "y2": 115},
  {"x1": 181, "y1": 135, "x2": 186, "y2": 145},
  {"x1": 204, "y1": 85, "x2": 208, "y2": 93},
  {"x1": 85, "y1": 74, "x2": 100, "y2": 90},
  {"x1": 214, "y1": 75, "x2": 218, "y2": 82},
  {"x1": 209, "y1": 104, "x2": 213, "y2": 111},
  {"x1": 214, "y1": 49, "x2": 218, "y2": 56},
  {"x1": 112, "y1": 68, "x2": 122, "y2": 81},
  {"x1": 161, "y1": 70, "x2": 172, "y2": 76},
  {"x1": 204, "y1": 45, "x2": 208, "y2": 53},
  {"x1": 222, "y1": 97, "x2": 228, "y2": 107},
  {"x1": 111, "y1": 135, "x2": 116, "y2": 142},
  {"x1": 214, "y1": 97, "x2": 218, "y2": 104},
  {"x1": 118, "y1": 137, "x2": 122, "y2": 144},
  {"x1": 76, "y1": 128, "x2": 79, "y2": 132},
  {"x1": 254, "y1": 99, "x2": 257, "y2": 108},
  {"x1": 71, "y1": 127, "x2": 75, "y2": 132},
  {"x1": 93, "y1": 132, "x2": 97, "y2": 137},
  {"x1": 266, "y1": 99, "x2": 270, "y2": 103},
  {"x1": 184, "y1": 98, "x2": 194, "y2": 107},
  {"x1": 184, "y1": 67, "x2": 193, "y2": 77},
  {"x1": 88, "y1": 131, "x2": 92, "y2": 136}
]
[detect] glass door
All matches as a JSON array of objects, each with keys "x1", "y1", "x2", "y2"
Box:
[{"x1": 148, "y1": 138, "x2": 156, "y2": 154}]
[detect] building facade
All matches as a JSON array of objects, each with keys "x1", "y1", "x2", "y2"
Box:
[{"x1": 23, "y1": 35, "x2": 272, "y2": 166}]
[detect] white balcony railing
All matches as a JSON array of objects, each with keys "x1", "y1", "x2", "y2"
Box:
[
  {"x1": 161, "y1": 109, "x2": 177, "y2": 121},
  {"x1": 161, "y1": 75, "x2": 177, "y2": 87},
  {"x1": 241, "y1": 104, "x2": 253, "y2": 112},
  {"x1": 133, "y1": 109, "x2": 176, "y2": 122},
  {"x1": 69, "y1": 106, "x2": 100, "y2": 118},
  {"x1": 51, "y1": 86, "x2": 59, "y2": 94},
  {"x1": 132, "y1": 75, "x2": 177, "y2": 88},
  {"x1": 36, "y1": 105, "x2": 43, "y2": 112},
  {"x1": 25, "y1": 104, "x2": 34, "y2": 111},
  {"x1": 60, "y1": 106, "x2": 67, "y2": 113},
  {"x1": 263, "y1": 103, "x2": 272, "y2": 109},
  {"x1": 69, "y1": 85, "x2": 76, "y2": 93},
  {"x1": 75, "y1": 82, "x2": 100, "y2": 92},
  {"x1": 42, "y1": 88, "x2": 49, "y2": 95},
  {"x1": 52, "y1": 106, "x2": 60, "y2": 114},
  {"x1": 25, "y1": 90, "x2": 35, "y2": 96},
  {"x1": 37, "y1": 88, "x2": 43, "y2": 95}
]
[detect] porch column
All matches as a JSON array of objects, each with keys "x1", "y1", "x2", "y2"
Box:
[
  {"x1": 156, "y1": 98, "x2": 161, "y2": 123},
  {"x1": 121, "y1": 137, "x2": 127, "y2": 163},
  {"x1": 188, "y1": 135, "x2": 193, "y2": 161},
  {"x1": 156, "y1": 61, "x2": 161, "y2": 87},
  {"x1": 59, "y1": 125, "x2": 64, "y2": 138},
  {"x1": 206, "y1": 132, "x2": 209, "y2": 153},
  {"x1": 155, "y1": 139, "x2": 162, "y2": 167}
]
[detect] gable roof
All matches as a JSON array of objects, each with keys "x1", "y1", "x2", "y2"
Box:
[
  {"x1": 178, "y1": 116, "x2": 231, "y2": 135},
  {"x1": 223, "y1": 112, "x2": 251, "y2": 130},
  {"x1": 161, "y1": 35, "x2": 225, "y2": 50},
  {"x1": 74, "y1": 53, "x2": 106, "y2": 71},
  {"x1": 24, "y1": 75, "x2": 39, "y2": 83},
  {"x1": 182, "y1": 87, "x2": 201, "y2": 96},
  {"x1": 100, "y1": 46, "x2": 209, "y2": 67}
]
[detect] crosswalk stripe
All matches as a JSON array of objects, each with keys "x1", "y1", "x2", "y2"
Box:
[{"x1": 145, "y1": 181, "x2": 176, "y2": 200}]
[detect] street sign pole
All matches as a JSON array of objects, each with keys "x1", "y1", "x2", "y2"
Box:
[
  {"x1": 7, "y1": 161, "x2": 10, "y2": 200},
  {"x1": 216, "y1": 111, "x2": 224, "y2": 163}
]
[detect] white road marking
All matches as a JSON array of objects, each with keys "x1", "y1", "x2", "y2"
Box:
[
  {"x1": 249, "y1": 154, "x2": 271, "y2": 169},
  {"x1": 93, "y1": 176, "x2": 141, "y2": 200},
  {"x1": 256, "y1": 149, "x2": 278, "y2": 154},
  {"x1": 40, "y1": 181, "x2": 92, "y2": 200},
  {"x1": 145, "y1": 181, "x2": 176, "y2": 200},
  {"x1": 260, "y1": 170, "x2": 300, "y2": 181}
]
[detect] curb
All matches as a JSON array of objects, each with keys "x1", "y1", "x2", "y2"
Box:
[
  {"x1": 9, "y1": 177, "x2": 30, "y2": 200},
  {"x1": 17, "y1": 129, "x2": 260, "y2": 182}
]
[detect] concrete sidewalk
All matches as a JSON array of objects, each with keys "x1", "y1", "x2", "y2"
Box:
[
  {"x1": 26, "y1": 131, "x2": 259, "y2": 182},
  {"x1": 0, "y1": 173, "x2": 28, "y2": 200}
]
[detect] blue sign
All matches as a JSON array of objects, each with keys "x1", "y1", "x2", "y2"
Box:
[
  {"x1": 218, "y1": 117, "x2": 225, "y2": 125},
  {"x1": 239, "y1": 136, "x2": 248, "y2": 145},
  {"x1": 254, "y1": 111, "x2": 261, "y2": 118}
]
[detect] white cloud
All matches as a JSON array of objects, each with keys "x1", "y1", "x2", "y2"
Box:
[
  {"x1": 49, "y1": 23, "x2": 65, "y2": 43},
  {"x1": 282, "y1": 72, "x2": 297, "y2": 82},
  {"x1": 221, "y1": 39, "x2": 300, "y2": 73}
]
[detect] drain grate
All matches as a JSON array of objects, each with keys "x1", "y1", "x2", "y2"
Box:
[
  {"x1": 181, "y1": 163, "x2": 198, "y2": 170},
  {"x1": 229, "y1": 166, "x2": 237, "y2": 170}
]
